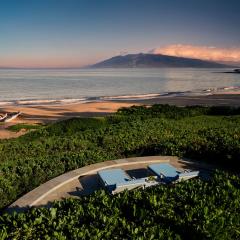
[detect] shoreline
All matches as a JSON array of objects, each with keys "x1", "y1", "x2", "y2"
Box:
[
  {"x1": 0, "y1": 93, "x2": 240, "y2": 139},
  {"x1": 116, "y1": 93, "x2": 240, "y2": 106},
  {"x1": 0, "y1": 86, "x2": 240, "y2": 107}
]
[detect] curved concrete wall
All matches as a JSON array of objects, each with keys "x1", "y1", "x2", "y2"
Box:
[{"x1": 9, "y1": 156, "x2": 180, "y2": 211}]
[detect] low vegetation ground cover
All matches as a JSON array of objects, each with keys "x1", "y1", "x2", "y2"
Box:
[
  {"x1": 0, "y1": 105, "x2": 239, "y2": 210},
  {"x1": 0, "y1": 105, "x2": 239, "y2": 239},
  {"x1": 7, "y1": 123, "x2": 43, "y2": 132},
  {"x1": 0, "y1": 172, "x2": 240, "y2": 239}
]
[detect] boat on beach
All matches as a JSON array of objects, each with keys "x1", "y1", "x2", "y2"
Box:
[
  {"x1": 0, "y1": 112, "x2": 21, "y2": 122},
  {"x1": 0, "y1": 113, "x2": 8, "y2": 122}
]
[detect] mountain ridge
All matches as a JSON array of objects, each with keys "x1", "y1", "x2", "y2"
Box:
[{"x1": 90, "y1": 53, "x2": 233, "y2": 68}]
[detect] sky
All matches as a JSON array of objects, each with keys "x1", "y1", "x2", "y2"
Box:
[{"x1": 0, "y1": 0, "x2": 240, "y2": 68}]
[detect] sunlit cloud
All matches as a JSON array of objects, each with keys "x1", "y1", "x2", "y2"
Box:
[{"x1": 152, "y1": 44, "x2": 240, "y2": 63}]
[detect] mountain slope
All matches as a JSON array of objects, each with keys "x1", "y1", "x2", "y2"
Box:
[{"x1": 91, "y1": 53, "x2": 231, "y2": 68}]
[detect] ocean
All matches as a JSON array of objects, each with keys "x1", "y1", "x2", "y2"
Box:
[{"x1": 0, "y1": 68, "x2": 239, "y2": 105}]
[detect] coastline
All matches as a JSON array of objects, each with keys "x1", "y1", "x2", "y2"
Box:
[
  {"x1": 117, "y1": 93, "x2": 240, "y2": 106},
  {"x1": 0, "y1": 102, "x2": 137, "y2": 139},
  {"x1": 0, "y1": 93, "x2": 240, "y2": 139}
]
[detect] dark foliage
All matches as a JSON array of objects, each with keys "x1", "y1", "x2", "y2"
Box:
[
  {"x1": 1, "y1": 172, "x2": 240, "y2": 239},
  {"x1": 0, "y1": 105, "x2": 239, "y2": 210}
]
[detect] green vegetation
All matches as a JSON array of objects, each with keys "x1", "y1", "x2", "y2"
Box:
[
  {"x1": 1, "y1": 172, "x2": 240, "y2": 239},
  {"x1": 7, "y1": 123, "x2": 43, "y2": 132},
  {"x1": 0, "y1": 105, "x2": 239, "y2": 212}
]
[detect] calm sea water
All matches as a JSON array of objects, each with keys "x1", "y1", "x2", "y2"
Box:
[{"x1": 0, "y1": 68, "x2": 239, "y2": 105}]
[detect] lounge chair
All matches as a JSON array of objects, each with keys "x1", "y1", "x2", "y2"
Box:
[
  {"x1": 98, "y1": 168, "x2": 146, "y2": 194},
  {"x1": 148, "y1": 163, "x2": 199, "y2": 183}
]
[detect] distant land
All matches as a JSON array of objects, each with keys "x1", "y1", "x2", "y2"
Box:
[
  {"x1": 0, "y1": 53, "x2": 236, "y2": 69},
  {"x1": 91, "y1": 53, "x2": 233, "y2": 68}
]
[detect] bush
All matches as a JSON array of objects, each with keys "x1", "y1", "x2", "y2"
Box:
[
  {"x1": 1, "y1": 172, "x2": 240, "y2": 239},
  {"x1": 0, "y1": 105, "x2": 239, "y2": 210}
]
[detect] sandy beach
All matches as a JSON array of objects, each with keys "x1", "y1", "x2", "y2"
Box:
[
  {"x1": 1, "y1": 94, "x2": 240, "y2": 139},
  {"x1": 0, "y1": 101, "x2": 137, "y2": 139}
]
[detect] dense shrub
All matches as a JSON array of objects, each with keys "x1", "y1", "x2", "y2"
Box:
[
  {"x1": 1, "y1": 172, "x2": 240, "y2": 239},
  {"x1": 0, "y1": 105, "x2": 239, "y2": 209}
]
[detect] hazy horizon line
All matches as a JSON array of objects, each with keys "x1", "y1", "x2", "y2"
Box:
[{"x1": 1, "y1": 50, "x2": 240, "y2": 69}]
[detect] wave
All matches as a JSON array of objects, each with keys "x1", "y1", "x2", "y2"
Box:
[
  {"x1": 0, "y1": 86, "x2": 239, "y2": 106},
  {"x1": 17, "y1": 98, "x2": 89, "y2": 105},
  {"x1": 100, "y1": 93, "x2": 162, "y2": 101},
  {"x1": 0, "y1": 98, "x2": 89, "y2": 106},
  {"x1": 202, "y1": 86, "x2": 240, "y2": 94},
  {"x1": 0, "y1": 101, "x2": 15, "y2": 106}
]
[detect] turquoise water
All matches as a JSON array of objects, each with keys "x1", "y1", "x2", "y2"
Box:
[{"x1": 0, "y1": 68, "x2": 239, "y2": 105}]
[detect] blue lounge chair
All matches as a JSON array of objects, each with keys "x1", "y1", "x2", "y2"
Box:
[
  {"x1": 148, "y1": 163, "x2": 199, "y2": 183},
  {"x1": 98, "y1": 168, "x2": 146, "y2": 194}
]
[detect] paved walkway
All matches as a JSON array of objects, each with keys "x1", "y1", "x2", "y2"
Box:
[{"x1": 8, "y1": 156, "x2": 215, "y2": 212}]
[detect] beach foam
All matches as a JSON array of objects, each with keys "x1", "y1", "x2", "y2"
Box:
[
  {"x1": 0, "y1": 86, "x2": 239, "y2": 107},
  {"x1": 100, "y1": 93, "x2": 162, "y2": 100}
]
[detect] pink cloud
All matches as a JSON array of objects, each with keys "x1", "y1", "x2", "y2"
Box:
[{"x1": 153, "y1": 44, "x2": 240, "y2": 63}]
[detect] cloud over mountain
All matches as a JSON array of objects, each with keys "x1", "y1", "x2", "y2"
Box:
[{"x1": 153, "y1": 44, "x2": 240, "y2": 63}]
